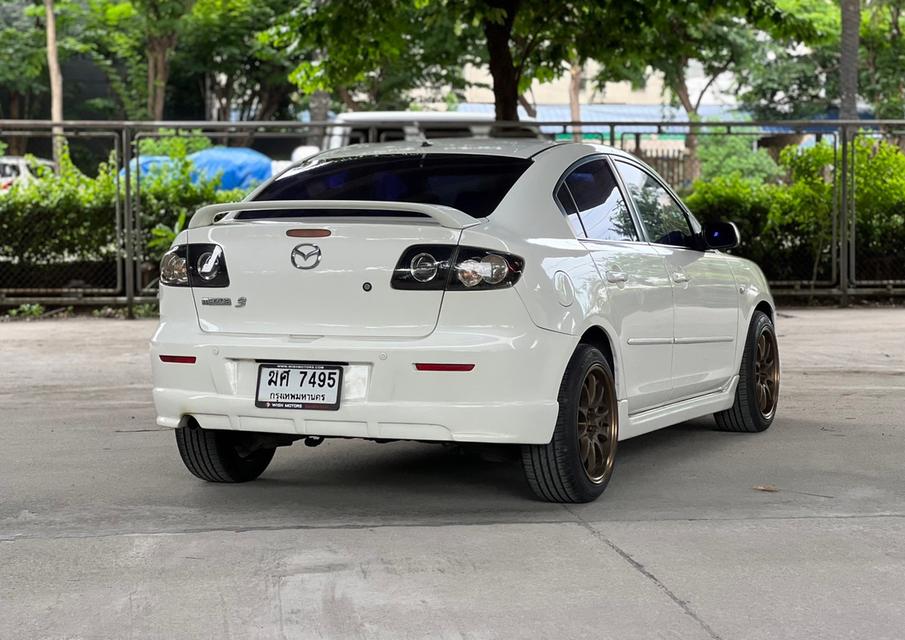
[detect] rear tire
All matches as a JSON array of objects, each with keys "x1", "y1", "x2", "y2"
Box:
[
  {"x1": 714, "y1": 310, "x2": 780, "y2": 433},
  {"x1": 175, "y1": 424, "x2": 275, "y2": 482},
  {"x1": 521, "y1": 344, "x2": 618, "y2": 503}
]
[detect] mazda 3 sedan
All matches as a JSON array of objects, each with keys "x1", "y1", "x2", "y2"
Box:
[{"x1": 151, "y1": 139, "x2": 779, "y2": 503}]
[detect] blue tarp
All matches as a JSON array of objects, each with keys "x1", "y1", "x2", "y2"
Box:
[
  {"x1": 188, "y1": 147, "x2": 272, "y2": 190},
  {"x1": 122, "y1": 147, "x2": 272, "y2": 191}
]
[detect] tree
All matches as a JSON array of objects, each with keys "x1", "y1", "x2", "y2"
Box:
[
  {"x1": 449, "y1": 0, "x2": 643, "y2": 122},
  {"x1": 265, "y1": 0, "x2": 475, "y2": 112},
  {"x1": 739, "y1": 0, "x2": 905, "y2": 119},
  {"x1": 175, "y1": 0, "x2": 295, "y2": 123},
  {"x1": 736, "y1": 0, "x2": 840, "y2": 118},
  {"x1": 138, "y1": 0, "x2": 192, "y2": 120},
  {"x1": 598, "y1": 0, "x2": 798, "y2": 180},
  {"x1": 860, "y1": 0, "x2": 905, "y2": 118},
  {"x1": 44, "y1": 0, "x2": 64, "y2": 166},
  {"x1": 840, "y1": 0, "x2": 860, "y2": 119},
  {"x1": 568, "y1": 59, "x2": 582, "y2": 141},
  {"x1": 0, "y1": 1, "x2": 48, "y2": 120},
  {"x1": 1, "y1": 0, "x2": 84, "y2": 152},
  {"x1": 268, "y1": 1, "x2": 643, "y2": 121},
  {"x1": 81, "y1": 0, "x2": 192, "y2": 119}
]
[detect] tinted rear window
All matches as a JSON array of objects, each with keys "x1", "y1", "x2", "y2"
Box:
[{"x1": 247, "y1": 154, "x2": 532, "y2": 219}]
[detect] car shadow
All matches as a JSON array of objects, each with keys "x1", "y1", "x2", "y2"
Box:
[{"x1": 172, "y1": 416, "x2": 744, "y2": 522}]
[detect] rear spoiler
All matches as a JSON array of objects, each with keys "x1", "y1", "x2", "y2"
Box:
[{"x1": 188, "y1": 199, "x2": 482, "y2": 230}]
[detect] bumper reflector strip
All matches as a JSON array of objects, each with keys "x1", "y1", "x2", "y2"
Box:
[
  {"x1": 414, "y1": 363, "x2": 475, "y2": 372},
  {"x1": 159, "y1": 355, "x2": 197, "y2": 364}
]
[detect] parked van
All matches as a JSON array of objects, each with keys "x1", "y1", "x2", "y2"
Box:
[{"x1": 322, "y1": 111, "x2": 538, "y2": 149}]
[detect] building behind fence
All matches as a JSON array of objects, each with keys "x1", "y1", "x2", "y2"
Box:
[{"x1": 1, "y1": 118, "x2": 903, "y2": 308}]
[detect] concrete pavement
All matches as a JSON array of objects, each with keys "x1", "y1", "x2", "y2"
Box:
[{"x1": 1, "y1": 308, "x2": 903, "y2": 639}]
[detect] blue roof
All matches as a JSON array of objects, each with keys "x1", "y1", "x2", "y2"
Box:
[{"x1": 456, "y1": 103, "x2": 740, "y2": 137}]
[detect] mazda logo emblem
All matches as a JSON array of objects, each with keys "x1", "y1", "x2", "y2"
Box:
[{"x1": 290, "y1": 243, "x2": 322, "y2": 270}]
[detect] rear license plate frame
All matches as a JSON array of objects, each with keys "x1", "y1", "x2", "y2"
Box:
[{"x1": 255, "y1": 362, "x2": 343, "y2": 411}]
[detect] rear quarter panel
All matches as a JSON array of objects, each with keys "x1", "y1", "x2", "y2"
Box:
[{"x1": 467, "y1": 143, "x2": 628, "y2": 397}]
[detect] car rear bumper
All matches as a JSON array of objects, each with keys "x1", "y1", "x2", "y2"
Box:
[{"x1": 150, "y1": 318, "x2": 575, "y2": 445}]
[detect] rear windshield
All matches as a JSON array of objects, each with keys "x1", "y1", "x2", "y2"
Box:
[{"x1": 246, "y1": 153, "x2": 532, "y2": 219}]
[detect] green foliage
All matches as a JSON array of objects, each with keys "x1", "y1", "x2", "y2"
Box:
[
  {"x1": 860, "y1": 2, "x2": 905, "y2": 118},
  {"x1": 0, "y1": 1, "x2": 48, "y2": 100},
  {"x1": 133, "y1": 302, "x2": 159, "y2": 317},
  {"x1": 0, "y1": 139, "x2": 6, "y2": 156},
  {"x1": 137, "y1": 129, "x2": 212, "y2": 158},
  {"x1": 688, "y1": 138, "x2": 905, "y2": 283},
  {"x1": 265, "y1": 0, "x2": 476, "y2": 111},
  {"x1": 174, "y1": 0, "x2": 295, "y2": 120},
  {"x1": 736, "y1": 0, "x2": 840, "y2": 118},
  {"x1": 130, "y1": 156, "x2": 245, "y2": 259},
  {"x1": 739, "y1": 0, "x2": 905, "y2": 119},
  {"x1": 6, "y1": 303, "x2": 45, "y2": 318},
  {"x1": 0, "y1": 145, "x2": 246, "y2": 266},
  {"x1": 686, "y1": 175, "x2": 775, "y2": 261},
  {"x1": 76, "y1": 0, "x2": 194, "y2": 119},
  {"x1": 849, "y1": 137, "x2": 905, "y2": 265},
  {"x1": 0, "y1": 149, "x2": 120, "y2": 264},
  {"x1": 148, "y1": 211, "x2": 186, "y2": 253},
  {"x1": 698, "y1": 133, "x2": 784, "y2": 183}
]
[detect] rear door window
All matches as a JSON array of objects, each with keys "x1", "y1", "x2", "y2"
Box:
[
  {"x1": 560, "y1": 159, "x2": 638, "y2": 242},
  {"x1": 249, "y1": 154, "x2": 532, "y2": 219}
]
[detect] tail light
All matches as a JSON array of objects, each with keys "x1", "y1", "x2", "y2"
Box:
[
  {"x1": 160, "y1": 244, "x2": 230, "y2": 287},
  {"x1": 391, "y1": 245, "x2": 524, "y2": 291}
]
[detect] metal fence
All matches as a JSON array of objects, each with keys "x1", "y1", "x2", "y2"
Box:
[{"x1": 1, "y1": 117, "x2": 904, "y2": 309}]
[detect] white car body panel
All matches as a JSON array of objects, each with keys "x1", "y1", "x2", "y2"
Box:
[{"x1": 151, "y1": 139, "x2": 774, "y2": 445}]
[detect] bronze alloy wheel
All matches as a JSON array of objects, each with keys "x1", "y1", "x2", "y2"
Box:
[
  {"x1": 577, "y1": 364, "x2": 618, "y2": 483},
  {"x1": 754, "y1": 325, "x2": 780, "y2": 420}
]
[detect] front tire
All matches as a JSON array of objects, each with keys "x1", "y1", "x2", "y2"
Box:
[
  {"x1": 175, "y1": 424, "x2": 275, "y2": 482},
  {"x1": 521, "y1": 344, "x2": 618, "y2": 503},
  {"x1": 714, "y1": 310, "x2": 780, "y2": 432}
]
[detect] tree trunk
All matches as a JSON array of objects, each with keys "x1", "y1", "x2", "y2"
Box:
[
  {"x1": 8, "y1": 91, "x2": 27, "y2": 155},
  {"x1": 673, "y1": 75, "x2": 700, "y2": 185},
  {"x1": 309, "y1": 90, "x2": 331, "y2": 148},
  {"x1": 840, "y1": 0, "x2": 860, "y2": 119},
  {"x1": 336, "y1": 86, "x2": 358, "y2": 111},
  {"x1": 569, "y1": 60, "x2": 583, "y2": 142},
  {"x1": 518, "y1": 93, "x2": 537, "y2": 118},
  {"x1": 44, "y1": 0, "x2": 63, "y2": 169},
  {"x1": 147, "y1": 38, "x2": 174, "y2": 120},
  {"x1": 482, "y1": 0, "x2": 520, "y2": 122}
]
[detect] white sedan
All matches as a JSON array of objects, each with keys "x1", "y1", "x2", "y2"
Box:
[{"x1": 151, "y1": 139, "x2": 779, "y2": 503}]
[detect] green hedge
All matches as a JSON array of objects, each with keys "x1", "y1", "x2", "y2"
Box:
[
  {"x1": 0, "y1": 148, "x2": 246, "y2": 265},
  {"x1": 3, "y1": 137, "x2": 904, "y2": 287},
  {"x1": 687, "y1": 138, "x2": 905, "y2": 283}
]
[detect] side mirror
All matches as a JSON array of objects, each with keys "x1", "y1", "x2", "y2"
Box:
[{"x1": 702, "y1": 221, "x2": 740, "y2": 250}]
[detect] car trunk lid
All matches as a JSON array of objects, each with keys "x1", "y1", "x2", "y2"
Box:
[{"x1": 188, "y1": 216, "x2": 462, "y2": 338}]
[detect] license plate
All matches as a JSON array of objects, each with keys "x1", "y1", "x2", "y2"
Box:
[{"x1": 255, "y1": 363, "x2": 343, "y2": 410}]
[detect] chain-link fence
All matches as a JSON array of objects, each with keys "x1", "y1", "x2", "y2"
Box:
[{"x1": 1, "y1": 118, "x2": 903, "y2": 308}]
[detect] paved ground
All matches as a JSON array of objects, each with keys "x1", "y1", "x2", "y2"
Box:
[{"x1": 1, "y1": 308, "x2": 903, "y2": 639}]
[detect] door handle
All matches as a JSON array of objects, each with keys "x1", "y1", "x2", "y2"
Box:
[
  {"x1": 671, "y1": 272, "x2": 689, "y2": 284},
  {"x1": 606, "y1": 270, "x2": 627, "y2": 283}
]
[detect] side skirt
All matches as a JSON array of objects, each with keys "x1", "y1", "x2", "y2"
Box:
[{"x1": 618, "y1": 375, "x2": 739, "y2": 441}]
